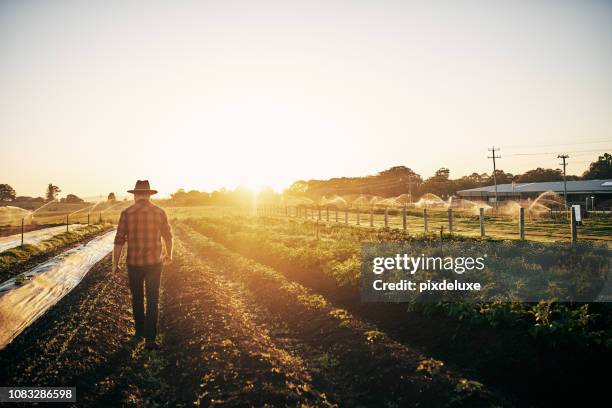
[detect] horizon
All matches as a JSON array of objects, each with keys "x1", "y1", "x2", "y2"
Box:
[
  {"x1": 1, "y1": 1, "x2": 612, "y2": 197},
  {"x1": 4, "y1": 154, "x2": 610, "y2": 201}
]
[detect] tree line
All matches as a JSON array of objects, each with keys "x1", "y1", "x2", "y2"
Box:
[
  {"x1": 285, "y1": 153, "x2": 612, "y2": 200},
  {"x1": 2, "y1": 153, "x2": 610, "y2": 206},
  {"x1": 0, "y1": 183, "x2": 117, "y2": 206}
]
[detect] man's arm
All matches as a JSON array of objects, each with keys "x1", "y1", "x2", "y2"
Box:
[
  {"x1": 162, "y1": 237, "x2": 173, "y2": 265},
  {"x1": 160, "y1": 211, "x2": 173, "y2": 264},
  {"x1": 113, "y1": 211, "x2": 127, "y2": 273},
  {"x1": 112, "y1": 244, "x2": 124, "y2": 273}
]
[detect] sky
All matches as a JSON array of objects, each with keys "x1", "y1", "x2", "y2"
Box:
[{"x1": 1, "y1": 0, "x2": 611, "y2": 198}]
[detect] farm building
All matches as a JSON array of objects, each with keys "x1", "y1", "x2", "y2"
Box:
[{"x1": 457, "y1": 179, "x2": 612, "y2": 210}]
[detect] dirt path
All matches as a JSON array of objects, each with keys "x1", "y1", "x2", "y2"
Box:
[{"x1": 162, "y1": 240, "x2": 331, "y2": 406}]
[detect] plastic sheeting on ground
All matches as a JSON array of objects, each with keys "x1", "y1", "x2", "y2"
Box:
[
  {"x1": 0, "y1": 230, "x2": 115, "y2": 349},
  {"x1": 0, "y1": 226, "x2": 73, "y2": 253}
]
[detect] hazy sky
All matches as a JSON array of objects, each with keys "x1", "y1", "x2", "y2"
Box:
[{"x1": 1, "y1": 0, "x2": 611, "y2": 197}]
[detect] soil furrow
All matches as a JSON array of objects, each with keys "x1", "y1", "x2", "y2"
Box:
[
  {"x1": 176, "y1": 222, "x2": 508, "y2": 407},
  {"x1": 162, "y1": 238, "x2": 332, "y2": 406}
]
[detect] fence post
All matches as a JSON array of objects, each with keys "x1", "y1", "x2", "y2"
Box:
[
  {"x1": 423, "y1": 209, "x2": 428, "y2": 232},
  {"x1": 318, "y1": 206, "x2": 321, "y2": 221},
  {"x1": 21, "y1": 218, "x2": 24, "y2": 246},
  {"x1": 326, "y1": 206, "x2": 329, "y2": 222},
  {"x1": 66, "y1": 214, "x2": 69, "y2": 232},
  {"x1": 356, "y1": 207, "x2": 360, "y2": 225},
  {"x1": 571, "y1": 206, "x2": 578, "y2": 243},
  {"x1": 479, "y1": 208, "x2": 485, "y2": 238},
  {"x1": 335, "y1": 208, "x2": 338, "y2": 223},
  {"x1": 370, "y1": 207, "x2": 374, "y2": 227},
  {"x1": 402, "y1": 205, "x2": 407, "y2": 231},
  {"x1": 519, "y1": 207, "x2": 525, "y2": 240},
  {"x1": 384, "y1": 208, "x2": 388, "y2": 228},
  {"x1": 88, "y1": 213, "x2": 90, "y2": 225},
  {"x1": 447, "y1": 208, "x2": 453, "y2": 234}
]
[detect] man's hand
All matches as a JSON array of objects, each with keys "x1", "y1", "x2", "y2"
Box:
[
  {"x1": 112, "y1": 243, "x2": 124, "y2": 275},
  {"x1": 162, "y1": 253, "x2": 173, "y2": 266}
]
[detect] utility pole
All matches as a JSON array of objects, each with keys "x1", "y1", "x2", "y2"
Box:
[
  {"x1": 488, "y1": 147, "x2": 501, "y2": 208},
  {"x1": 558, "y1": 154, "x2": 569, "y2": 207}
]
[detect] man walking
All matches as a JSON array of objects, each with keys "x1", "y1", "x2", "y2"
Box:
[{"x1": 112, "y1": 180, "x2": 173, "y2": 350}]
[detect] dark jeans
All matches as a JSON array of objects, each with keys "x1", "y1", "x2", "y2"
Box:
[{"x1": 127, "y1": 263, "x2": 162, "y2": 341}]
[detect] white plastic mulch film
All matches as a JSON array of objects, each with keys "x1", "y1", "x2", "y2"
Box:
[
  {"x1": 0, "y1": 226, "x2": 72, "y2": 253},
  {"x1": 0, "y1": 230, "x2": 116, "y2": 349}
]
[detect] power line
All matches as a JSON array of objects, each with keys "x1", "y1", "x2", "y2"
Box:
[
  {"x1": 509, "y1": 148, "x2": 611, "y2": 157},
  {"x1": 504, "y1": 138, "x2": 612, "y2": 150}
]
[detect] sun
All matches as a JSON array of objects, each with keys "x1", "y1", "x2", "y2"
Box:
[{"x1": 242, "y1": 180, "x2": 264, "y2": 193}]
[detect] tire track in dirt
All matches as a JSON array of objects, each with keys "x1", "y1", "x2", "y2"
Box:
[
  {"x1": 176, "y1": 222, "x2": 509, "y2": 407},
  {"x1": 161, "y1": 238, "x2": 333, "y2": 406}
]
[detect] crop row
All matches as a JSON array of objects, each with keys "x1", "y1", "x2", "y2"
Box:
[
  {"x1": 183, "y1": 215, "x2": 612, "y2": 351},
  {"x1": 175, "y1": 221, "x2": 504, "y2": 407}
]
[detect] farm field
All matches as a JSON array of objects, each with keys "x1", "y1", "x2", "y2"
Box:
[
  {"x1": 0, "y1": 216, "x2": 506, "y2": 407},
  {"x1": 182, "y1": 212, "x2": 612, "y2": 405},
  {"x1": 0, "y1": 207, "x2": 610, "y2": 406}
]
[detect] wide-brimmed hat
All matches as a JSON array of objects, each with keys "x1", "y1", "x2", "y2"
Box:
[{"x1": 127, "y1": 180, "x2": 158, "y2": 195}]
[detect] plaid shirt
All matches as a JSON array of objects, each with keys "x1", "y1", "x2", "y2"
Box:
[{"x1": 114, "y1": 200, "x2": 173, "y2": 266}]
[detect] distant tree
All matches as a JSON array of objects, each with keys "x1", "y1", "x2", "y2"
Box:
[
  {"x1": 46, "y1": 184, "x2": 61, "y2": 202},
  {"x1": 62, "y1": 194, "x2": 84, "y2": 204},
  {"x1": 421, "y1": 168, "x2": 453, "y2": 197},
  {"x1": 107, "y1": 192, "x2": 117, "y2": 202},
  {"x1": 583, "y1": 153, "x2": 612, "y2": 179},
  {"x1": 488, "y1": 170, "x2": 515, "y2": 184},
  {"x1": 433, "y1": 168, "x2": 450, "y2": 180},
  {"x1": 517, "y1": 167, "x2": 564, "y2": 183},
  {"x1": 16, "y1": 196, "x2": 45, "y2": 202},
  {"x1": 454, "y1": 173, "x2": 489, "y2": 191},
  {"x1": 0, "y1": 184, "x2": 16, "y2": 202},
  {"x1": 285, "y1": 180, "x2": 310, "y2": 196},
  {"x1": 168, "y1": 188, "x2": 211, "y2": 206}
]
